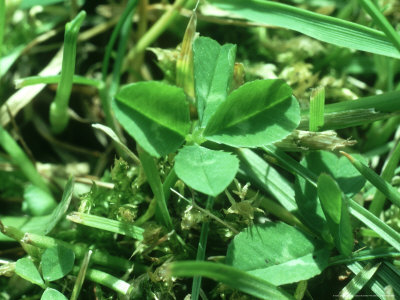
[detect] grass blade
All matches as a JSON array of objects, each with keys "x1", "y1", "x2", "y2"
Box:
[
  {"x1": 67, "y1": 212, "x2": 144, "y2": 240},
  {"x1": 210, "y1": 0, "x2": 400, "y2": 59},
  {"x1": 138, "y1": 147, "x2": 173, "y2": 230},
  {"x1": 309, "y1": 87, "x2": 325, "y2": 132},
  {"x1": 360, "y1": 0, "x2": 400, "y2": 53},
  {"x1": 15, "y1": 75, "x2": 103, "y2": 89},
  {"x1": 369, "y1": 141, "x2": 400, "y2": 216},
  {"x1": 348, "y1": 200, "x2": 400, "y2": 251},
  {"x1": 341, "y1": 152, "x2": 400, "y2": 209},
  {"x1": 339, "y1": 262, "x2": 381, "y2": 299},
  {"x1": 169, "y1": 261, "x2": 294, "y2": 300},
  {"x1": 49, "y1": 11, "x2": 86, "y2": 133},
  {"x1": 299, "y1": 90, "x2": 400, "y2": 130},
  {"x1": 191, "y1": 196, "x2": 214, "y2": 300}
]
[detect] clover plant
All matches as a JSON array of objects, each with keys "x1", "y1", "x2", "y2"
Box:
[{"x1": 112, "y1": 36, "x2": 300, "y2": 197}]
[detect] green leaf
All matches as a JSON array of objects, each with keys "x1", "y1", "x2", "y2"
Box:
[
  {"x1": 169, "y1": 261, "x2": 294, "y2": 300},
  {"x1": 175, "y1": 145, "x2": 239, "y2": 196},
  {"x1": 204, "y1": 79, "x2": 299, "y2": 147},
  {"x1": 15, "y1": 257, "x2": 44, "y2": 287},
  {"x1": 318, "y1": 174, "x2": 354, "y2": 256},
  {"x1": 193, "y1": 37, "x2": 236, "y2": 126},
  {"x1": 44, "y1": 177, "x2": 74, "y2": 235},
  {"x1": 41, "y1": 245, "x2": 75, "y2": 281},
  {"x1": 226, "y1": 222, "x2": 330, "y2": 285},
  {"x1": 318, "y1": 173, "x2": 342, "y2": 224},
  {"x1": 113, "y1": 81, "x2": 190, "y2": 157},
  {"x1": 210, "y1": 0, "x2": 400, "y2": 59},
  {"x1": 41, "y1": 288, "x2": 68, "y2": 300},
  {"x1": 294, "y1": 151, "x2": 365, "y2": 238}
]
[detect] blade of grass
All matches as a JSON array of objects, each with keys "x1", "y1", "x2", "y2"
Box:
[
  {"x1": 261, "y1": 147, "x2": 400, "y2": 252},
  {"x1": 67, "y1": 212, "x2": 144, "y2": 240},
  {"x1": 44, "y1": 176, "x2": 74, "y2": 235},
  {"x1": 299, "y1": 90, "x2": 400, "y2": 130},
  {"x1": 330, "y1": 247, "x2": 400, "y2": 266},
  {"x1": 210, "y1": 0, "x2": 400, "y2": 59},
  {"x1": 369, "y1": 141, "x2": 400, "y2": 216},
  {"x1": 137, "y1": 147, "x2": 173, "y2": 230},
  {"x1": 0, "y1": 125, "x2": 54, "y2": 200},
  {"x1": 15, "y1": 75, "x2": 103, "y2": 89},
  {"x1": 72, "y1": 266, "x2": 133, "y2": 295},
  {"x1": 339, "y1": 262, "x2": 381, "y2": 299},
  {"x1": 360, "y1": 0, "x2": 400, "y2": 53},
  {"x1": 341, "y1": 152, "x2": 400, "y2": 209},
  {"x1": 70, "y1": 250, "x2": 92, "y2": 300},
  {"x1": 309, "y1": 87, "x2": 325, "y2": 132},
  {"x1": 49, "y1": 11, "x2": 86, "y2": 134},
  {"x1": 100, "y1": 0, "x2": 138, "y2": 137},
  {"x1": 348, "y1": 200, "x2": 400, "y2": 251},
  {"x1": 191, "y1": 196, "x2": 214, "y2": 300},
  {"x1": 92, "y1": 124, "x2": 140, "y2": 165},
  {"x1": 169, "y1": 261, "x2": 294, "y2": 300}
]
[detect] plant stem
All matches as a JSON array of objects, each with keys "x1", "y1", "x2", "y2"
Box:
[{"x1": 15, "y1": 75, "x2": 103, "y2": 89}]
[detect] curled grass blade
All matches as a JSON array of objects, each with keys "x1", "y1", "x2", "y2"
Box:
[{"x1": 49, "y1": 11, "x2": 86, "y2": 133}]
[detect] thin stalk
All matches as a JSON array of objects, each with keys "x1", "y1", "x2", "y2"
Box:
[
  {"x1": 360, "y1": 0, "x2": 400, "y2": 53},
  {"x1": 191, "y1": 196, "x2": 214, "y2": 300},
  {"x1": 137, "y1": 147, "x2": 173, "y2": 230},
  {"x1": 49, "y1": 11, "x2": 86, "y2": 134},
  {"x1": 369, "y1": 141, "x2": 400, "y2": 216},
  {"x1": 124, "y1": 0, "x2": 188, "y2": 70}
]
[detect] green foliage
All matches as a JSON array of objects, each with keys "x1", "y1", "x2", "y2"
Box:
[
  {"x1": 193, "y1": 37, "x2": 236, "y2": 126},
  {"x1": 4, "y1": 1, "x2": 400, "y2": 298},
  {"x1": 41, "y1": 288, "x2": 68, "y2": 300},
  {"x1": 15, "y1": 257, "x2": 44, "y2": 288},
  {"x1": 204, "y1": 80, "x2": 299, "y2": 147},
  {"x1": 41, "y1": 245, "x2": 75, "y2": 281},
  {"x1": 175, "y1": 145, "x2": 239, "y2": 196},
  {"x1": 317, "y1": 173, "x2": 354, "y2": 256},
  {"x1": 113, "y1": 81, "x2": 190, "y2": 158},
  {"x1": 226, "y1": 222, "x2": 330, "y2": 285}
]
